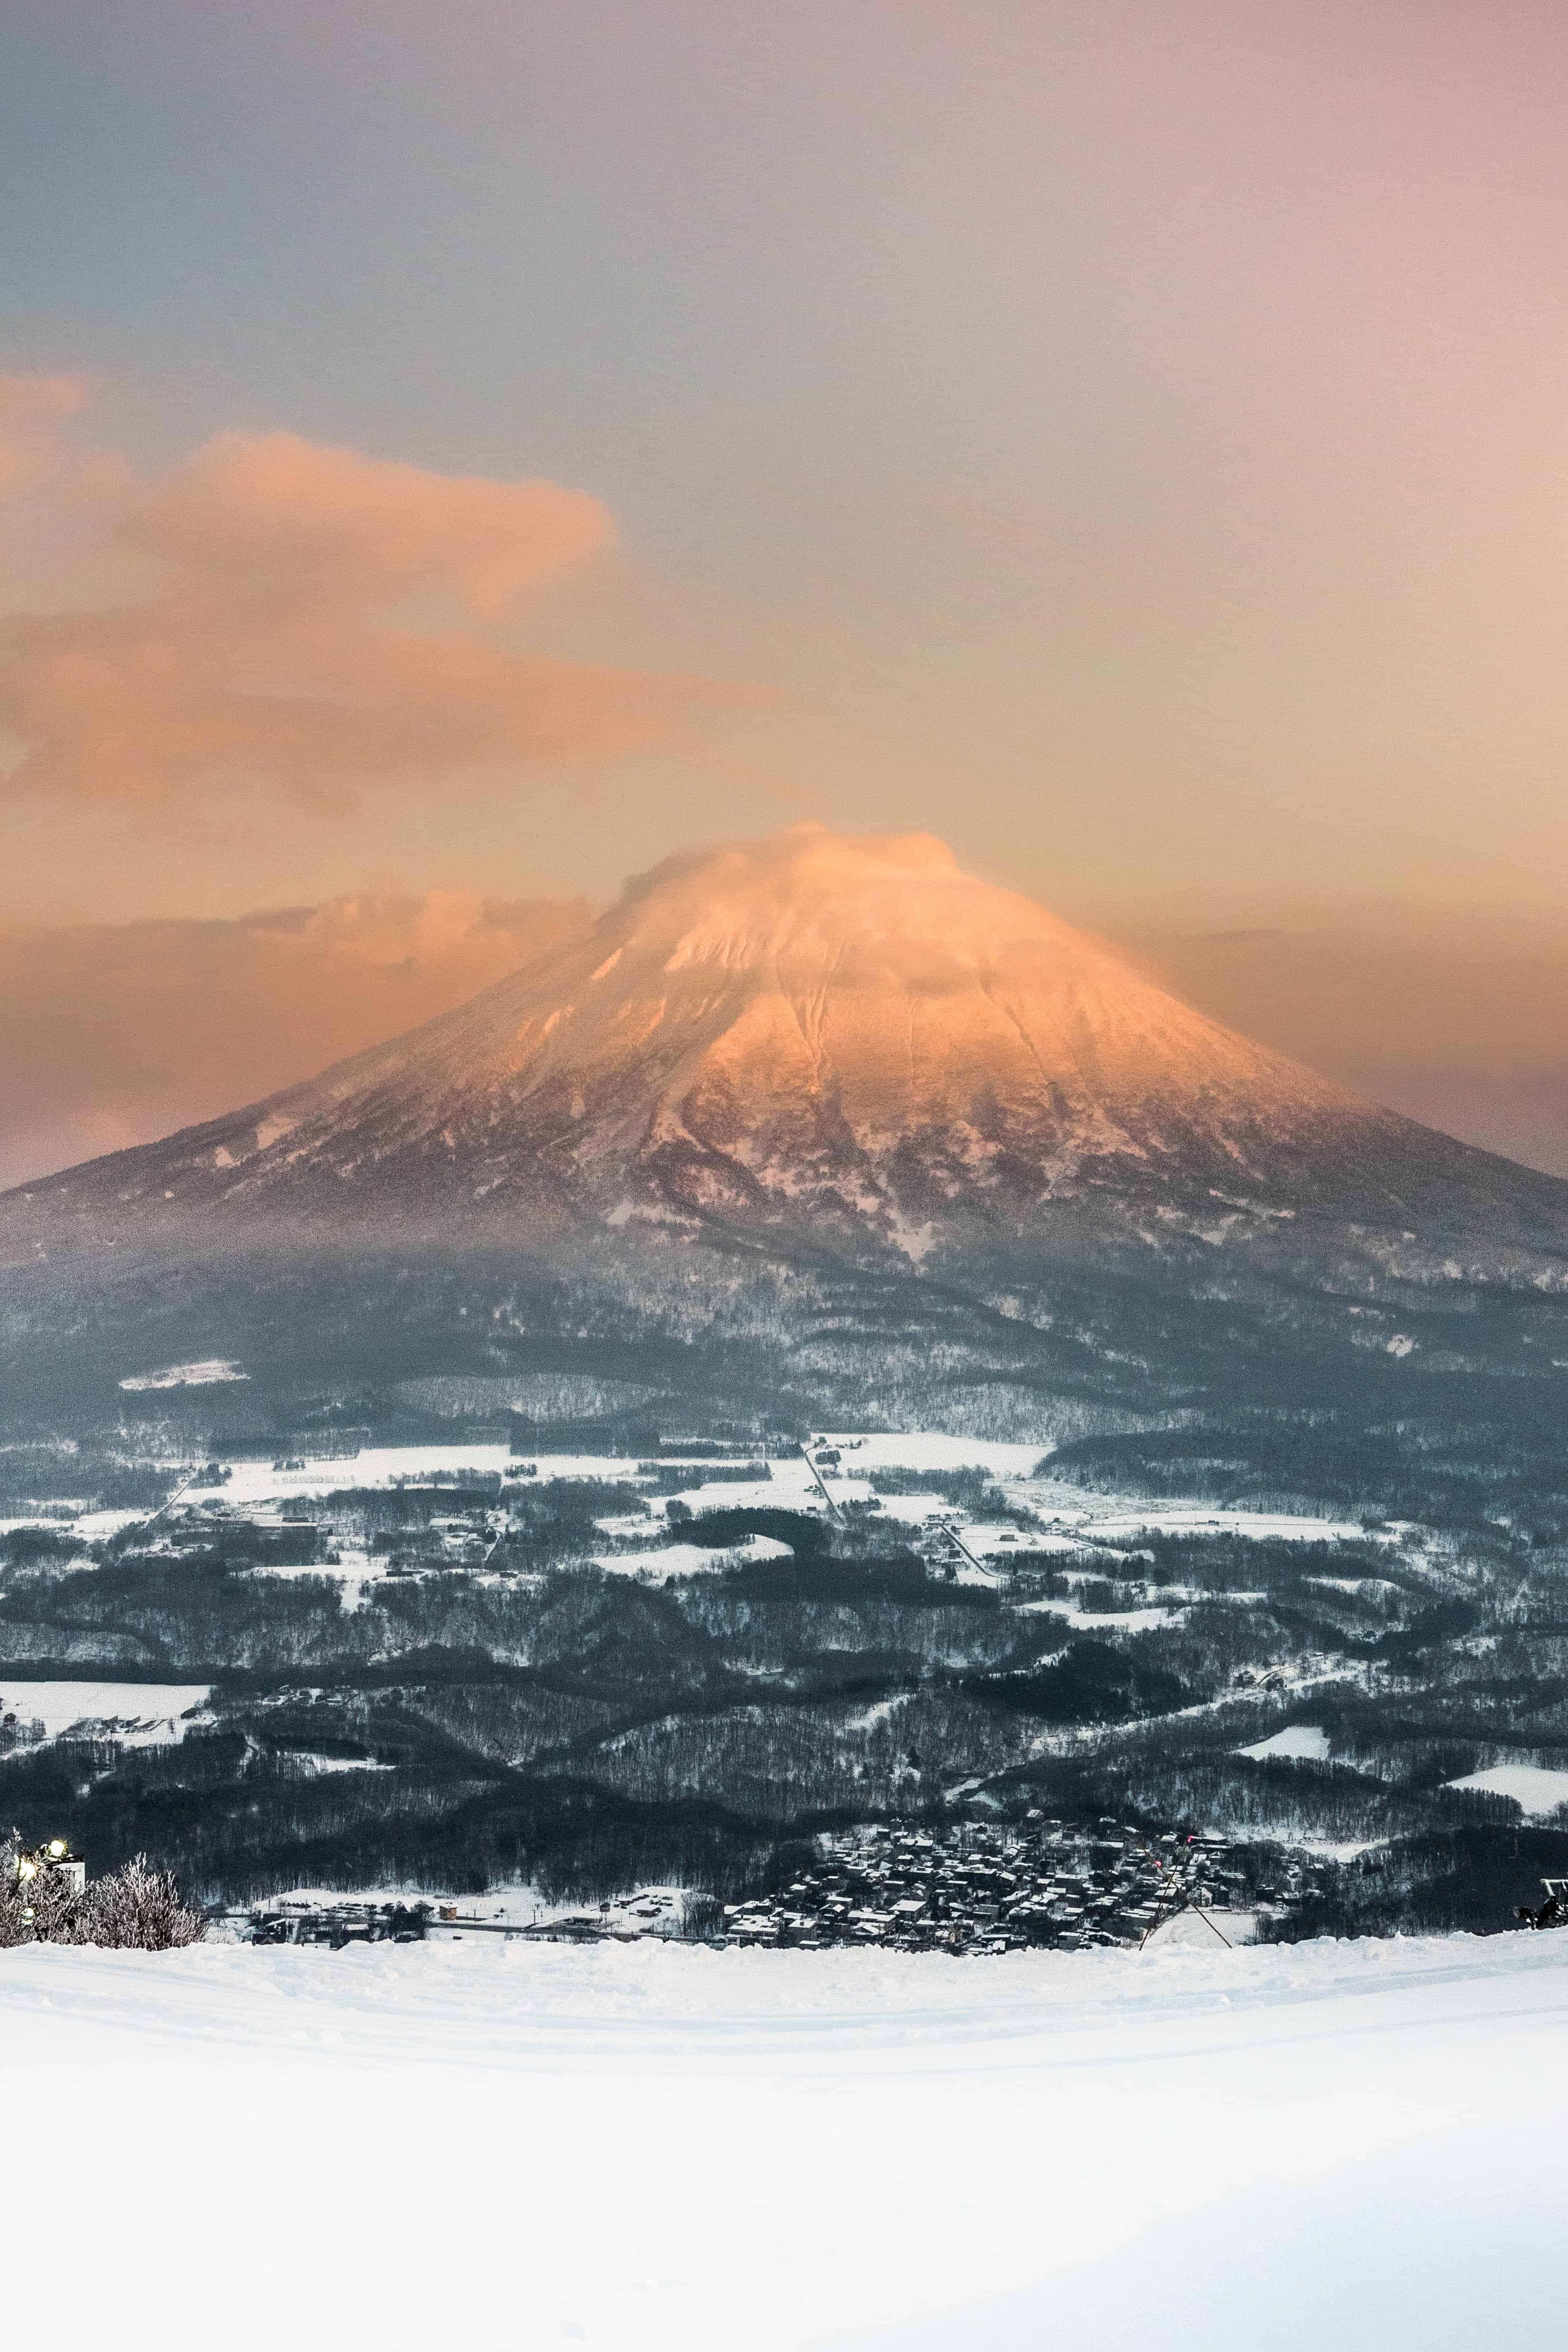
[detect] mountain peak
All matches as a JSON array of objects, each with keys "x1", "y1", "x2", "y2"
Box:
[
  {"x1": 16, "y1": 824, "x2": 1434, "y2": 1253},
  {"x1": 622, "y1": 823, "x2": 959, "y2": 903}
]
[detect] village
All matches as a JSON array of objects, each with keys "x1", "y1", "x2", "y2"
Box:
[
  {"x1": 715, "y1": 1816, "x2": 1300, "y2": 1953},
  {"x1": 221, "y1": 1816, "x2": 1313, "y2": 1955}
]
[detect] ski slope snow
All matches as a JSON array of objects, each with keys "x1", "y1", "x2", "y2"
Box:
[{"x1": 2, "y1": 1929, "x2": 1565, "y2": 2349}]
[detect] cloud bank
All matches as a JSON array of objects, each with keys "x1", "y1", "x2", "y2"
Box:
[
  {"x1": 0, "y1": 384, "x2": 747, "y2": 810},
  {"x1": 0, "y1": 887, "x2": 589, "y2": 1188}
]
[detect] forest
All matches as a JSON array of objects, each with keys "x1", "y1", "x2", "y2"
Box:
[{"x1": 3, "y1": 1421, "x2": 1566, "y2": 1935}]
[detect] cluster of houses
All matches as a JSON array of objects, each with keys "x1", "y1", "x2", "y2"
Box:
[
  {"x1": 150, "y1": 1490, "x2": 504, "y2": 1575},
  {"x1": 718, "y1": 1817, "x2": 1286, "y2": 1953},
  {"x1": 244, "y1": 1897, "x2": 434, "y2": 1946},
  {"x1": 236, "y1": 1888, "x2": 690, "y2": 1946},
  {"x1": 222, "y1": 1820, "x2": 1320, "y2": 1957},
  {"x1": 0, "y1": 1702, "x2": 47, "y2": 1751}
]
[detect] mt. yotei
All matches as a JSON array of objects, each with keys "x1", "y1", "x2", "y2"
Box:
[
  {"x1": 4, "y1": 827, "x2": 1568, "y2": 1431},
  {"x1": 9, "y1": 827, "x2": 1563, "y2": 1250}
]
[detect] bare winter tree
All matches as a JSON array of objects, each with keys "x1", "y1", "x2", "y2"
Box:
[
  {"x1": 1, "y1": 1834, "x2": 204, "y2": 1951},
  {"x1": 77, "y1": 1856, "x2": 205, "y2": 1949}
]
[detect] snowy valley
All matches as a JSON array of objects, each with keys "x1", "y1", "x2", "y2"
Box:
[{"x1": 3, "y1": 1415, "x2": 1564, "y2": 1947}]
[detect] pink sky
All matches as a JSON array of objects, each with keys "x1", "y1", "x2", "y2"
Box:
[{"x1": 3, "y1": 6, "x2": 1568, "y2": 1175}]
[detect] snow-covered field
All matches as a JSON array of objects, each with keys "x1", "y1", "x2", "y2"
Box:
[
  {"x1": 1224, "y1": 1738, "x2": 1568, "y2": 1818},
  {"x1": 1447, "y1": 1762, "x2": 1568, "y2": 1817},
  {"x1": 19, "y1": 1442, "x2": 1391, "y2": 1613},
  {"x1": 1239, "y1": 1724, "x2": 1334, "y2": 1762},
  {"x1": 1018, "y1": 1594, "x2": 1183, "y2": 1632},
  {"x1": 178, "y1": 1438, "x2": 1382, "y2": 1546},
  {"x1": 0, "y1": 1679, "x2": 209, "y2": 1743},
  {"x1": 1063, "y1": 1504, "x2": 1372, "y2": 1543},
  {"x1": 118, "y1": 1357, "x2": 250, "y2": 1390},
  {"x1": 188, "y1": 1442, "x2": 518, "y2": 1505},
  {"x1": 3, "y1": 1930, "x2": 1565, "y2": 2349},
  {"x1": 593, "y1": 1531, "x2": 794, "y2": 1582},
  {"x1": 816, "y1": 1431, "x2": 1047, "y2": 1475}
]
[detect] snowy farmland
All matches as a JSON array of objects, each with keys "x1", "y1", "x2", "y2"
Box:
[
  {"x1": 2, "y1": 1929, "x2": 1565, "y2": 2349},
  {"x1": 1238, "y1": 1724, "x2": 1334, "y2": 1763},
  {"x1": 174, "y1": 1435, "x2": 1385, "y2": 1556},
  {"x1": 592, "y1": 1531, "x2": 794, "y2": 1582},
  {"x1": 1446, "y1": 1763, "x2": 1568, "y2": 1818},
  {"x1": 0, "y1": 1681, "x2": 210, "y2": 1745}
]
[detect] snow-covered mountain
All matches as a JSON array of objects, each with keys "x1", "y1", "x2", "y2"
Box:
[
  {"x1": 10, "y1": 826, "x2": 1562, "y2": 1258},
  {"x1": 6, "y1": 826, "x2": 1568, "y2": 1428}
]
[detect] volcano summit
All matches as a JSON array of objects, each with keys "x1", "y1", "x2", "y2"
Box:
[
  {"x1": 10, "y1": 827, "x2": 1559, "y2": 1248},
  {"x1": 5, "y1": 828, "x2": 1568, "y2": 1427}
]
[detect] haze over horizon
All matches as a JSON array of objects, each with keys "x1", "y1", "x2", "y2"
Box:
[{"x1": 5, "y1": 4, "x2": 1568, "y2": 1176}]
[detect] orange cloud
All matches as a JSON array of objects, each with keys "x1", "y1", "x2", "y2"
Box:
[
  {"x1": 0, "y1": 371, "x2": 87, "y2": 494},
  {"x1": 0, "y1": 887, "x2": 590, "y2": 1188},
  {"x1": 0, "y1": 421, "x2": 749, "y2": 809}
]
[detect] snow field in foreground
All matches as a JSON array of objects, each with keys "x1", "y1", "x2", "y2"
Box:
[{"x1": 3, "y1": 1931, "x2": 1566, "y2": 2351}]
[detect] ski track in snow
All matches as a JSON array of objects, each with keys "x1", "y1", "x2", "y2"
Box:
[{"x1": 3, "y1": 1930, "x2": 1566, "y2": 2349}]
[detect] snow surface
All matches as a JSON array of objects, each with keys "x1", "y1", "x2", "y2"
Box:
[
  {"x1": 1140, "y1": 1906, "x2": 1258, "y2": 1949},
  {"x1": 1238, "y1": 1724, "x2": 1333, "y2": 1762},
  {"x1": 817, "y1": 1432, "x2": 1046, "y2": 1475},
  {"x1": 2, "y1": 1930, "x2": 1565, "y2": 2349},
  {"x1": 69, "y1": 1506, "x2": 151, "y2": 1543},
  {"x1": 592, "y1": 1532, "x2": 793, "y2": 1582},
  {"x1": 1446, "y1": 1763, "x2": 1568, "y2": 1817},
  {"x1": 189, "y1": 1441, "x2": 515, "y2": 1504},
  {"x1": 1065, "y1": 1505, "x2": 1370, "y2": 1544},
  {"x1": 168, "y1": 1449, "x2": 1392, "y2": 1602},
  {"x1": 118, "y1": 1358, "x2": 249, "y2": 1390},
  {"x1": 0, "y1": 1679, "x2": 209, "y2": 1743},
  {"x1": 188, "y1": 1447, "x2": 824, "y2": 1514},
  {"x1": 1018, "y1": 1596, "x2": 1183, "y2": 1632}
]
